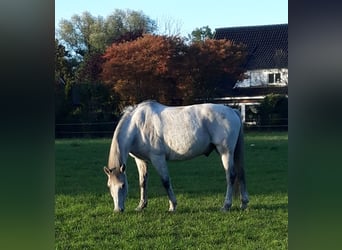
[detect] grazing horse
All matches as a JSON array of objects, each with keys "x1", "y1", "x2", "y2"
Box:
[{"x1": 103, "y1": 100, "x2": 249, "y2": 212}]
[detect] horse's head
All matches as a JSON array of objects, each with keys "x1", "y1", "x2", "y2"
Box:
[{"x1": 103, "y1": 165, "x2": 128, "y2": 212}]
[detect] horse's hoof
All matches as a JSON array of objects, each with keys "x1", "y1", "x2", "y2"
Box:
[
  {"x1": 168, "y1": 202, "x2": 177, "y2": 212},
  {"x1": 220, "y1": 207, "x2": 231, "y2": 212},
  {"x1": 168, "y1": 207, "x2": 177, "y2": 212},
  {"x1": 240, "y1": 203, "x2": 248, "y2": 210},
  {"x1": 135, "y1": 201, "x2": 147, "y2": 211},
  {"x1": 221, "y1": 203, "x2": 232, "y2": 212}
]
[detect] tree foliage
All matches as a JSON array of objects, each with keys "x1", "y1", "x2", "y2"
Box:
[
  {"x1": 188, "y1": 26, "x2": 214, "y2": 42},
  {"x1": 186, "y1": 39, "x2": 247, "y2": 99},
  {"x1": 258, "y1": 94, "x2": 288, "y2": 126},
  {"x1": 56, "y1": 10, "x2": 157, "y2": 59},
  {"x1": 102, "y1": 34, "x2": 186, "y2": 105},
  {"x1": 55, "y1": 11, "x2": 248, "y2": 133},
  {"x1": 56, "y1": 10, "x2": 157, "y2": 84},
  {"x1": 55, "y1": 40, "x2": 118, "y2": 126},
  {"x1": 55, "y1": 39, "x2": 75, "y2": 85},
  {"x1": 55, "y1": 40, "x2": 76, "y2": 123},
  {"x1": 101, "y1": 34, "x2": 247, "y2": 105}
]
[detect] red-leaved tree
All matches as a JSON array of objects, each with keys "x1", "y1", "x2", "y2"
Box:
[
  {"x1": 101, "y1": 34, "x2": 186, "y2": 106},
  {"x1": 185, "y1": 39, "x2": 247, "y2": 100},
  {"x1": 101, "y1": 34, "x2": 247, "y2": 106}
]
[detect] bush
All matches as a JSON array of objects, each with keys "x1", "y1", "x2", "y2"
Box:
[{"x1": 258, "y1": 94, "x2": 288, "y2": 126}]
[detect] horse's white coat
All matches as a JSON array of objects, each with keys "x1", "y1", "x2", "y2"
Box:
[{"x1": 104, "y1": 100, "x2": 249, "y2": 212}]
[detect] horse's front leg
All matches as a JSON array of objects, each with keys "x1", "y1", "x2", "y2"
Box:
[
  {"x1": 151, "y1": 156, "x2": 177, "y2": 212},
  {"x1": 134, "y1": 158, "x2": 148, "y2": 211}
]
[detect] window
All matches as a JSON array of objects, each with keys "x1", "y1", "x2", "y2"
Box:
[
  {"x1": 268, "y1": 74, "x2": 274, "y2": 83},
  {"x1": 268, "y1": 73, "x2": 281, "y2": 83}
]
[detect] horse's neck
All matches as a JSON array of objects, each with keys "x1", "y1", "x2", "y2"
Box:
[{"x1": 108, "y1": 117, "x2": 135, "y2": 168}]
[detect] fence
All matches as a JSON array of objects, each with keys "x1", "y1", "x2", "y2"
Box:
[
  {"x1": 55, "y1": 118, "x2": 287, "y2": 138},
  {"x1": 55, "y1": 121, "x2": 118, "y2": 138}
]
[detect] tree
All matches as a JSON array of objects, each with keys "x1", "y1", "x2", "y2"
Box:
[
  {"x1": 55, "y1": 39, "x2": 76, "y2": 124},
  {"x1": 258, "y1": 94, "x2": 288, "y2": 126},
  {"x1": 56, "y1": 9, "x2": 157, "y2": 85},
  {"x1": 184, "y1": 39, "x2": 247, "y2": 101},
  {"x1": 56, "y1": 10, "x2": 157, "y2": 60},
  {"x1": 101, "y1": 34, "x2": 187, "y2": 106},
  {"x1": 55, "y1": 39, "x2": 75, "y2": 85},
  {"x1": 188, "y1": 26, "x2": 214, "y2": 42},
  {"x1": 101, "y1": 35, "x2": 247, "y2": 106},
  {"x1": 156, "y1": 15, "x2": 183, "y2": 37},
  {"x1": 75, "y1": 52, "x2": 105, "y2": 83}
]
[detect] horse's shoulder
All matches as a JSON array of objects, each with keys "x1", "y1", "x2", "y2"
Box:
[{"x1": 130, "y1": 101, "x2": 165, "y2": 127}]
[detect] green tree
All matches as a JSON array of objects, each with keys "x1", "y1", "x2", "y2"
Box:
[
  {"x1": 258, "y1": 94, "x2": 288, "y2": 126},
  {"x1": 56, "y1": 9, "x2": 157, "y2": 84},
  {"x1": 56, "y1": 10, "x2": 157, "y2": 60},
  {"x1": 55, "y1": 39, "x2": 75, "y2": 85},
  {"x1": 55, "y1": 39, "x2": 118, "y2": 128},
  {"x1": 188, "y1": 26, "x2": 214, "y2": 42},
  {"x1": 55, "y1": 39, "x2": 76, "y2": 123}
]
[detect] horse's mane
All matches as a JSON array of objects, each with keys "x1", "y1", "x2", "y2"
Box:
[
  {"x1": 121, "y1": 105, "x2": 135, "y2": 116},
  {"x1": 121, "y1": 100, "x2": 158, "y2": 116}
]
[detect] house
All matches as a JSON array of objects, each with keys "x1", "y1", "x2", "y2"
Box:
[{"x1": 213, "y1": 24, "x2": 288, "y2": 125}]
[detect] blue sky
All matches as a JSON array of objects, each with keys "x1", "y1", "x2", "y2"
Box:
[{"x1": 55, "y1": 0, "x2": 288, "y2": 36}]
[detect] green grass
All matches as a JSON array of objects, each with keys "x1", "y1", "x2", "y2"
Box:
[{"x1": 55, "y1": 131, "x2": 288, "y2": 249}]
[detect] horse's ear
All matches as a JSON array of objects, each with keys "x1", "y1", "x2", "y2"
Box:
[
  {"x1": 120, "y1": 164, "x2": 126, "y2": 173},
  {"x1": 104, "y1": 166, "x2": 112, "y2": 176}
]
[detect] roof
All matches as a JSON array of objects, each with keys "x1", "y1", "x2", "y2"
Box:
[{"x1": 214, "y1": 24, "x2": 288, "y2": 70}]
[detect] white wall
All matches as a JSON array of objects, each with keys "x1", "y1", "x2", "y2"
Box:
[{"x1": 235, "y1": 68, "x2": 288, "y2": 88}]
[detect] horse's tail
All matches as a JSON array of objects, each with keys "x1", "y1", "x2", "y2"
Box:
[{"x1": 233, "y1": 110, "x2": 247, "y2": 199}]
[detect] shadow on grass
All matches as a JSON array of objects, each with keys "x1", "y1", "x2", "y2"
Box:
[
  {"x1": 249, "y1": 202, "x2": 288, "y2": 211},
  {"x1": 103, "y1": 201, "x2": 288, "y2": 216}
]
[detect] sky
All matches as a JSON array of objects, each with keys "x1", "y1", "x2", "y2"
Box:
[{"x1": 55, "y1": 0, "x2": 288, "y2": 37}]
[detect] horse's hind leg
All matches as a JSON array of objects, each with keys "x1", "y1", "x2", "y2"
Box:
[
  {"x1": 233, "y1": 126, "x2": 249, "y2": 209},
  {"x1": 234, "y1": 162, "x2": 249, "y2": 210},
  {"x1": 150, "y1": 156, "x2": 177, "y2": 212},
  {"x1": 237, "y1": 167, "x2": 249, "y2": 210},
  {"x1": 218, "y1": 147, "x2": 235, "y2": 211},
  {"x1": 134, "y1": 158, "x2": 148, "y2": 211}
]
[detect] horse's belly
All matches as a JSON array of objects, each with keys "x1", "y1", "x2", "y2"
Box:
[
  {"x1": 164, "y1": 131, "x2": 210, "y2": 160},
  {"x1": 160, "y1": 109, "x2": 213, "y2": 160}
]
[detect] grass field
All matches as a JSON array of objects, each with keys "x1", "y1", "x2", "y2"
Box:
[{"x1": 55, "y1": 131, "x2": 288, "y2": 249}]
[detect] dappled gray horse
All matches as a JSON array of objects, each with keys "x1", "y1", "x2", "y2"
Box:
[{"x1": 104, "y1": 100, "x2": 249, "y2": 212}]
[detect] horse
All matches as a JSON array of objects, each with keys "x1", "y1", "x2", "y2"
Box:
[{"x1": 103, "y1": 100, "x2": 249, "y2": 212}]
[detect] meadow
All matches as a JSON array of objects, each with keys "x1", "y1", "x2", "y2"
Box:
[{"x1": 55, "y1": 131, "x2": 288, "y2": 249}]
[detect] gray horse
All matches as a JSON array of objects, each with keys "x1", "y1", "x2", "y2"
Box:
[{"x1": 104, "y1": 100, "x2": 249, "y2": 212}]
